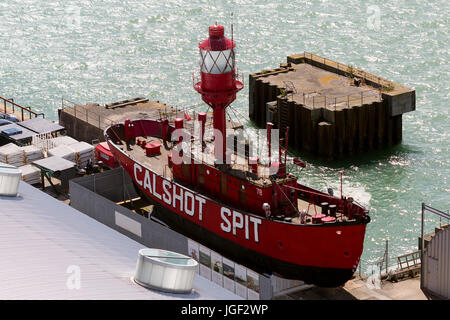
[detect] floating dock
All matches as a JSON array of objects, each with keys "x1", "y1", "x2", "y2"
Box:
[{"x1": 249, "y1": 52, "x2": 416, "y2": 159}]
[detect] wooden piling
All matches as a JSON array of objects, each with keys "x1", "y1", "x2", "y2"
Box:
[
  {"x1": 260, "y1": 78, "x2": 270, "y2": 127},
  {"x1": 287, "y1": 100, "x2": 296, "y2": 144},
  {"x1": 393, "y1": 115, "x2": 402, "y2": 144},
  {"x1": 255, "y1": 78, "x2": 265, "y2": 126},
  {"x1": 294, "y1": 103, "x2": 302, "y2": 150},
  {"x1": 345, "y1": 106, "x2": 357, "y2": 154},
  {"x1": 334, "y1": 109, "x2": 346, "y2": 156},
  {"x1": 367, "y1": 103, "x2": 376, "y2": 150},
  {"x1": 357, "y1": 104, "x2": 369, "y2": 152},
  {"x1": 317, "y1": 121, "x2": 334, "y2": 159}
]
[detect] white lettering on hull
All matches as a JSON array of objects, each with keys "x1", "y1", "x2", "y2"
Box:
[
  {"x1": 220, "y1": 207, "x2": 232, "y2": 232},
  {"x1": 221, "y1": 207, "x2": 261, "y2": 243},
  {"x1": 184, "y1": 191, "x2": 195, "y2": 217},
  {"x1": 162, "y1": 180, "x2": 172, "y2": 205},
  {"x1": 172, "y1": 184, "x2": 183, "y2": 212},
  {"x1": 133, "y1": 163, "x2": 262, "y2": 243}
]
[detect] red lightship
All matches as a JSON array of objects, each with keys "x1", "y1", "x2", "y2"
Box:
[{"x1": 105, "y1": 25, "x2": 370, "y2": 287}]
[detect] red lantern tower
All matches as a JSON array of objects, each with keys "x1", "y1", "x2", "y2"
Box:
[{"x1": 194, "y1": 24, "x2": 243, "y2": 163}]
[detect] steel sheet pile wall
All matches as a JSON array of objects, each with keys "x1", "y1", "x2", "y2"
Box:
[{"x1": 249, "y1": 52, "x2": 415, "y2": 159}]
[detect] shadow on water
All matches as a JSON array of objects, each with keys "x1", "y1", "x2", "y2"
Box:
[
  {"x1": 244, "y1": 119, "x2": 422, "y2": 170},
  {"x1": 287, "y1": 143, "x2": 421, "y2": 170}
]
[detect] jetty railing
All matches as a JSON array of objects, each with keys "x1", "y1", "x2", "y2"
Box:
[
  {"x1": 0, "y1": 96, "x2": 45, "y2": 121},
  {"x1": 358, "y1": 240, "x2": 421, "y2": 285},
  {"x1": 299, "y1": 51, "x2": 395, "y2": 90},
  {"x1": 294, "y1": 89, "x2": 382, "y2": 110},
  {"x1": 61, "y1": 98, "x2": 117, "y2": 130}
]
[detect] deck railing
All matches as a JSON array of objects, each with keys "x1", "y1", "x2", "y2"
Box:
[
  {"x1": 292, "y1": 89, "x2": 382, "y2": 110},
  {"x1": 61, "y1": 98, "x2": 117, "y2": 130},
  {"x1": 299, "y1": 51, "x2": 395, "y2": 90},
  {"x1": 0, "y1": 96, "x2": 45, "y2": 121}
]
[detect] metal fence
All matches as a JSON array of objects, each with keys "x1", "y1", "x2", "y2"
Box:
[
  {"x1": 0, "y1": 96, "x2": 45, "y2": 120},
  {"x1": 299, "y1": 52, "x2": 394, "y2": 90},
  {"x1": 295, "y1": 89, "x2": 382, "y2": 110},
  {"x1": 61, "y1": 98, "x2": 117, "y2": 130}
]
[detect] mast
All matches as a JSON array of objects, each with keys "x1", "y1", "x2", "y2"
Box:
[{"x1": 193, "y1": 24, "x2": 243, "y2": 165}]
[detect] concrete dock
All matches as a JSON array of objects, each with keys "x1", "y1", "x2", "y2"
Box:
[
  {"x1": 59, "y1": 98, "x2": 242, "y2": 144},
  {"x1": 59, "y1": 98, "x2": 171, "y2": 143},
  {"x1": 249, "y1": 52, "x2": 416, "y2": 159},
  {"x1": 277, "y1": 275, "x2": 427, "y2": 300}
]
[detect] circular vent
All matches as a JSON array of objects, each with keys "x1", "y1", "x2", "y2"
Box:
[
  {"x1": 0, "y1": 164, "x2": 21, "y2": 197},
  {"x1": 134, "y1": 248, "x2": 198, "y2": 294}
]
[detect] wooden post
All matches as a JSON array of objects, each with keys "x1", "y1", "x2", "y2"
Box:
[
  {"x1": 335, "y1": 109, "x2": 345, "y2": 156},
  {"x1": 345, "y1": 106, "x2": 356, "y2": 154},
  {"x1": 317, "y1": 121, "x2": 334, "y2": 158},
  {"x1": 294, "y1": 103, "x2": 301, "y2": 150}
]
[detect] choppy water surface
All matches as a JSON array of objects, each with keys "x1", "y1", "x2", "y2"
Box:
[{"x1": 1, "y1": 0, "x2": 448, "y2": 271}]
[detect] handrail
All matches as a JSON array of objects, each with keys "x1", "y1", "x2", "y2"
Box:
[
  {"x1": 61, "y1": 98, "x2": 117, "y2": 130},
  {"x1": 0, "y1": 96, "x2": 45, "y2": 121},
  {"x1": 299, "y1": 51, "x2": 395, "y2": 90},
  {"x1": 291, "y1": 89, "x2": 381, "y2": 110}
]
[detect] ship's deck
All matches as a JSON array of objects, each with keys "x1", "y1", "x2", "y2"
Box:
[
  {"x1": 125, "y1": 133, "x2": 292, "y2": 187},
  {"x1": 125, "y1": 136, "x2": 173, "y2": 179},
  {"x1": 123, "y1": 134, "x2": 351, "y2": 226}
]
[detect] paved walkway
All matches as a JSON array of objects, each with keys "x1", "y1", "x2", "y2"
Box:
[{"x1": 281, "y1": 276, "x2": 427, "y2": 300}]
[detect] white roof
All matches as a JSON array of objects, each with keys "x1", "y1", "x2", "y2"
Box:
[
  {"x1": 50, "y1": 136, "x2": 78, "y2": 147},
  {"x1": 48, "y1": 145, "x2": 74, "y2": 158},
  {"x1": 0, "y1": 182, "x2": 241, "y2": 300},
  {"x1": 68, "y1": 141, "x2": 94, "y2": 153},
  {"x1": 0, "y1": 143, "x2": 21, "y2": 157}
]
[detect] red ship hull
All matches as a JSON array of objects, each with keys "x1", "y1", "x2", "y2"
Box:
[{"x1": 107, "y1": 136, "x2": 369, "y2": 287}]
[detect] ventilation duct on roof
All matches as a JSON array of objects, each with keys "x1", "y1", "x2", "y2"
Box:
[
  {"x1": 134, "y1": 248, "x2": 197, "y2": 294},
  {"x1": 0, "y1": 164, "x2": 21, "y2": 197}
]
